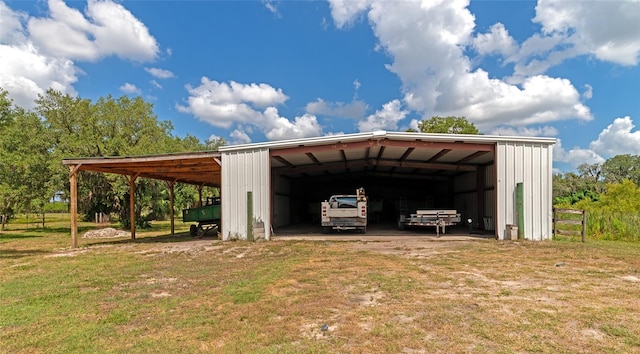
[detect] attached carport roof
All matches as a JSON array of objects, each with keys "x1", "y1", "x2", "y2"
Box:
[{"x1": 62, "y1": 151, "x2": 222, "y2": 187}]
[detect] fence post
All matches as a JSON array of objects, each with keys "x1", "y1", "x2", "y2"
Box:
[
  {"x1": 582, "y1": 210, "x2": 587, "y2": 243},
  {"x1": 553, "y1": 208, "x2": 557, "y2": 240}
]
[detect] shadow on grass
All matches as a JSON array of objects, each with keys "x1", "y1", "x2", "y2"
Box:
[
  {"x1": 85, "y1": 232, "x2": 219, "y2": 247},
  {"x1": 0, "y1": 233, "x2": 44, "y2": 240},
  {"x1": 0, "y1": 248, "x2": 49, "y2": 259},
  {"x1": 30, "y1": 226, "x2": 96, "y2": 234}
]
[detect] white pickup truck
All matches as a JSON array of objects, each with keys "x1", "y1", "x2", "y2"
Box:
[{"x1": 321, "y1": 188, "x2": 367, "y2": 233}]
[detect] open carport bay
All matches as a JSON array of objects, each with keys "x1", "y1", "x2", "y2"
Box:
[{"x1": 270, "y1": 137, "x2": 496, "y2": 235}]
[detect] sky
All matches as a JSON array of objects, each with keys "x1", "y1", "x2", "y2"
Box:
[{"x1": 1, "y1": 0, "x2": 639, "y2": 172}]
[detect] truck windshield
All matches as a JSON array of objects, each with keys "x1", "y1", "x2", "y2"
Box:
[{"x1": 332, "y1": 196, "x2": 357, "y2": 208}]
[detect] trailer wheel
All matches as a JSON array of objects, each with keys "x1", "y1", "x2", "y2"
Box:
[
  {"x1": 322, "y1": 226, "x2": 331, "y2": 234},
  {"x1": 189, "y1": 224, "x2": 197, "y2": 236},
  {"x1": 360, "y1": 226, "x2": 367, "y2": 234}
]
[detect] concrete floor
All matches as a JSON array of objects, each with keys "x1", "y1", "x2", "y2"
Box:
[{"x1": 272, "y1": 222, "x2": 496, "y2": 241}]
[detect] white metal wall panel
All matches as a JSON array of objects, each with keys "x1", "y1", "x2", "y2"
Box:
[
  {"x1": 221, "y1": 148, "x2": 271, "y2": 240},
  {"x1": 495, "y1": 142, "x2": 553, "y2": 240}
]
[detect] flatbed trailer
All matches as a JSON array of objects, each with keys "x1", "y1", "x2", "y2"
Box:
[
  {"x1": 182, "y1": 197, "x2": 221, "y2": 238},
  {"x1": 398, "y1": 209, "x2": 461, "y2": 236}
]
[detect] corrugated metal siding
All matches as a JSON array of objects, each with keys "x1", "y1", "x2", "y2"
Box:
[
  {"x1": 495, "y1": 143, "x2": 553, "y2": 240},
  {"x1": 221, "y1": 148, "x2": 271, "y2": 240}
]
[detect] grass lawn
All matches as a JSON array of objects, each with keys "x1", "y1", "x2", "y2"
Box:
[{"x1": 1, "y1": 216, "x2": 640, "y2": 353}]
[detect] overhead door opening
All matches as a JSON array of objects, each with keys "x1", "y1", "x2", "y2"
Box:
[{"x1": 269, "y1": 137, "x2": 496, "y2": 236}]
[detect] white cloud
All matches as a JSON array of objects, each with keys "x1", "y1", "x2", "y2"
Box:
[
  {"x1": 489, "y1": 125, "x2": 558, "y2": 137},
  {"x1": 554, "y1": 116, "x2": 640, "y2": 170},
  {"x1": 119, "y1": 82, "x2": 140, "y2": 94},
  {"x1": 473, "y1": 23, "x2": 517, "y2": 57},
  {"x1": 329, "y1": 0, "x2": 371, "y2": 28},
  {"x1": 28, "y1": 0, "x2": 158, "y2": 62},
  {"x1": 177, "y1": 78, "x2": 289, "y2": 129},
  {"x1": 0, "y1": 43, "x2": 78, "y2": 108},
  {"x1": 0, "y1": 2, "x2": 28, "y2": 45},
  {"x1": 358, "y1": 99, "x2": 407, "y2": 132},
  {"x1": 534, "y1": 0, "x2": 640, "y2": 66},
  {"x1": 262, "y1": 0, "x2": 280, "y2": 16},
  {"x1": 263, "y1": 108, "x2": 322, "y2": 141},
  {"x1": 329, "y1": 0, "x2": 592, "y2": 133},
  {"x1": 0, "y1": 0, "x2": 158, "y2": 107},
  {"x1": 305, "y1": 98, "x2": 367, "y2": 119},
  {"x1": 179, "y1": 78, "x2": 322, "y2": 140},
  {"x1": 353, "y1": 79, "x2": 361, "y2": 91},
  {"x1": 554, "y1": 139, "x2": 605, "y2": 170},
  {"x1": 145, "y1": 67, "x2": 174, "y2": 79},
  {"x1": 150, "y1": 80, "x2": 162, "y2": 89},
  {"x1": 230, "y1": 129, "x2": 252, "y2": 145},
  {"x1": 582, "y1": 84, "x2": 593, "y2": 100},
  {"x1": 589, "y1": 116, "x2": 640, "y2": 157}
]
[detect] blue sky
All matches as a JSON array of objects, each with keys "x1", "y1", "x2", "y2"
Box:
[{"x1": 1, "y1": 0, "x2": 639, "y2": 172}]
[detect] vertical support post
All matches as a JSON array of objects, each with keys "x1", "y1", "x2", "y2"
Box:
[
  {"x1": 516, "y1": 182, "x2": 524, "y2": 240},
  {"x1": 247, "y1": 191, "x2": 253, "y2": 241},
  {"x1": 553, "y1": 207, "x2": 557, "y2": 240},
  {"x1": 69, "y1": 165, "x2": 78, "y2": 248},
  {"x1": 128, "y1": 174, "x2": 139, "y2": 240},
  {"x1": 582, "y1": 210, "x2": 587, "y2": 243},
  {"x1": 167, "y1": 181, "x2": 176, "y2": 236},
  {"x1": 197, "y1": 185, "x2": 203, "y2": 207},
  {"x1": 476, "y1": 165, "x2": 485, "y2": 230}
]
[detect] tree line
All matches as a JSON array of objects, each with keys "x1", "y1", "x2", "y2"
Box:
[
  {"x1": 1, "y1": 89, "x2": 637, "y2": 240},
  {"x1": 0, "y1": 88, "x2": 224, "y2": 229},
  {"x1": 553, "y1": 156, "x2": 640, "y2": 241}
]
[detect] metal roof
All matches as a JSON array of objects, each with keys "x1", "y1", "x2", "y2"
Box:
[
  {"x1": 62, "y1": 151, "x2": 222, "y2": 187},
  {"x1": 222, "y1": 131, "x2": 555, "y2": 180},
  {"x1": 219, "y1": 130, "x2": 556, "y2": 152},
  {"x1": 61, "y1": 131, "x2": 555, "y2": 185}
]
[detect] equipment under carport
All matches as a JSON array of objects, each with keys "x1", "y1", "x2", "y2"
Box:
[
  {"x1": 182, "y1": 197, "x2": 221, "y2": 238},
  {"x1": 398, "y1": 209, "x2": 461, "y2": 237}
]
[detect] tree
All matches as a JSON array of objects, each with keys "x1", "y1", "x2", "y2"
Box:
[
  {"x1": 0, "y1": 96, "x2": 55, "y2": 227},
  {"x1": 601, "y1": 154, "x2": 640, "y2": 186},
  {"x1": 416, "y1": 116, "x2": 480, "y2": 134}
]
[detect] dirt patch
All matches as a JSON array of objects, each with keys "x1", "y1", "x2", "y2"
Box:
[{"x1": 349, "y1": 238, "x2": 473, "y2": 258}]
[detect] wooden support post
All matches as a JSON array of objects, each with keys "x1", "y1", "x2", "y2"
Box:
[
  {"x1": 582, "y1": 210, "x2": 587, "y2": 243},
  {"x1": 69, "y1": 165, "x2": 79, "y2": 248},
  {"x1": 165, "y1": 180, "x2": 176, "y2": 235},
  {"x1": 127, "y1": 173, "x2": 140, "y2": 240},
  {"x1": 197, "y1": 185, "x2": 203, "y2": 207}
]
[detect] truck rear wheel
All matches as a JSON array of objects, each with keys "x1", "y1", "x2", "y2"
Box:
[{"x1": 322, "y1": 226, "x2": 331, "y2": 234}]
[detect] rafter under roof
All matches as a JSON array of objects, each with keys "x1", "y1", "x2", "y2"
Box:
[{"x1": 62, "y1": 151, "x2": 222, "y2": 187}]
